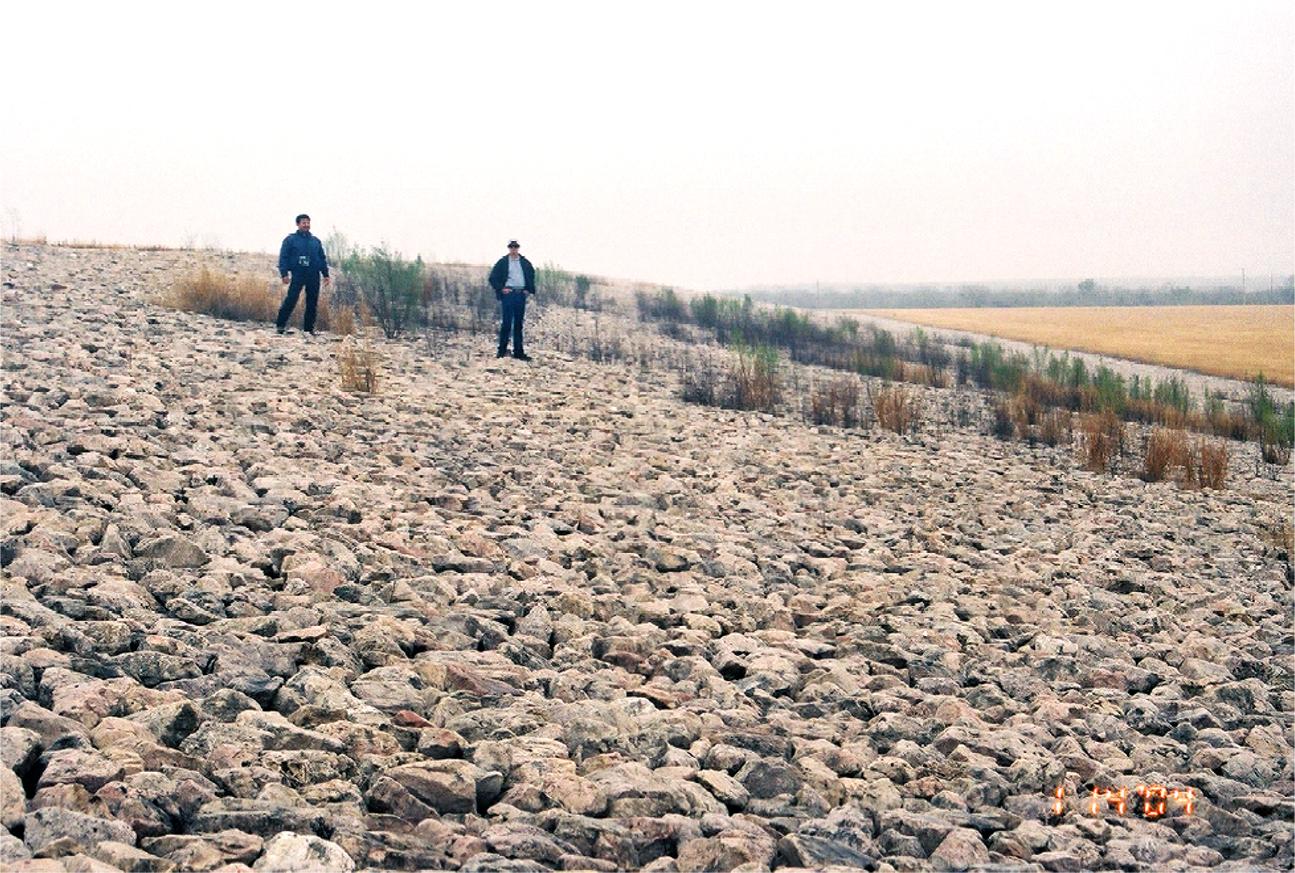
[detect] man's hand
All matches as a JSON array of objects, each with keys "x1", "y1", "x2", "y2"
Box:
[
  {"x1": 281, "y1": 276, "x2": 290, "y2": 285},
  {"x1": 323, "y1": 276, "x2": 332, "y2": 287},
  {"x1": 501, "y1": 287, "x2": 513, "y2": 295}
]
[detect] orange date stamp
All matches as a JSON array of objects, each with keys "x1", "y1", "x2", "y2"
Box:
[{"x1": 1050, "y1": 784, "x2": 1196, "y2": 819}]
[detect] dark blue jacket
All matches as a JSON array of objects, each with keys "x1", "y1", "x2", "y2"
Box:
[
  {"x1": 488, "y1": 255, "x2": 536, "y2": 300},
  {"x1": 279, "y1": 231, "x2": 329, "y2": 278}
]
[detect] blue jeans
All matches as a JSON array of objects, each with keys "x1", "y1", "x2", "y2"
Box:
[{"x1": 498, "y1": 293, "x2": 526, "y2": 354}]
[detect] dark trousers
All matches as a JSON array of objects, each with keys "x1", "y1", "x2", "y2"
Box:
[
  {"x1": 498, "y1": 293, "x2": 526, "y2": 354},
  {"x1": 277, "y1": 271, "x2": 321, "y2": 332}
]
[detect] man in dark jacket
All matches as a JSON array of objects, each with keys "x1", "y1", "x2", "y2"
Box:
[
  {"x1": 487, "y1": 240, "x2": 536, "y2": 360},
  {"x1": 276, "y1": 214, "x2": 331, "y2": 335}
]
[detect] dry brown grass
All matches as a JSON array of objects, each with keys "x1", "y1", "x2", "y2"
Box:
[
  {"x1": 1260, "y1": 432, "x2": 1293, "y2": 467},
  {"x1": 1143, "y1": 428, "x2": 1190, "y2": 482},
  {"x1": 1038, "y1": 409, "x2": 1072, "y2": 447},
  {"x1": 728, "y1": 347, "x2": 781, "y2": 412},
  {"x1": 332, "y1": 305, "x2": 356, "y2": 337},
  {"x1": 808, "y1": 376, "x2": 863, "y2": 428},
  {"x1": 163, "y1": 267, "x2": 333, "y2": 331},
  {"x1": 857, "y1": 305, "x2": 1295, "y2": 386},
  {"x1": 1141, "y1": 428, "x2": 1228, "y2": 489},
  {"x1": 338, "y1": 336, "x2": 380, "y2": 393},
  {"x1": 873, "y1": 384, "x2": 920, "y2": 435},
  {"x1": 164, "y1": 268, "x2": 278, "y2": 322},
  {"x1": 1196, "y1": 438, "x2": 1229, "y2": 489},
  {"x1": 1261, "y1": 518, "x2": 1294, "y2": 558},
  {"x1": 1078, "y1": 410, "x2": 1123, "y2": 472}
]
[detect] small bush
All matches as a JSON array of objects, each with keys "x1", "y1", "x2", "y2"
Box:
[
  {"x1": 681, "y1": 363, "x2": 721, "y2": 406},
  {"x1": 331, "y1": 305, "x2": 356, "y2": 337},
  {"x1": 338, "y1": 336, "x2": 380, "y2": 393},
  {"x1": 1039, "y1": 409, "x2": 1071, "y2": 447},
  {"x1": 874, "y1": 384, "x2": 920, "y2": 435},
  {"x1": 337, "y1": 247, "x2": 424, "y2": 338},
  {"x1": 1143, "y1": 428, "x2": 1189, "y2": 482},
  {"x1": 1259, "y1": 435, "x2": 1292, "y2": 468},
  {"x1": 727, "y1": 344, "x2": 781, "y2": 412},
  {"x1": 1078, "y1": 410, "x2": 1123, "y2": 472},
  {"x1": 1261, "y1": 518, "x2": 1294, "y2": 559},
  {"x1": 586, "y1": 322, "x2": 625, "y2": 363},
  {"x1": 808, "y1": 377, "x2": 863, "y2": 428},
  {"x1": 163, "y1": 267, "x2": 333, "y2": 331},
  {"x1": 165, "y1": 267, "x2": 278, "y2": 322},
  {"x1": 1012, "y1": 394, "x2": 1042, "y2": 444},
  {"x1": 990, "y1": 400, "x2": 1014, "y2": 441},
  {"x1": 1197, "y1": 438, "x2": 1229, "y2": 489}
]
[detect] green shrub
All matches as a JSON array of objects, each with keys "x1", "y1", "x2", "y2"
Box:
[{"x1": 336, "y1": 246, "x2": 424, "y2": 338}]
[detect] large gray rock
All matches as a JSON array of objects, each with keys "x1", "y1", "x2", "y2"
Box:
[
  {"x1": 0, "y1": 767, "x2": 24, "y2": 831},
  {"x1": 23, "y1": 807, "x2": 137, "y2": 855},
  {"x1": 253, "y1": 833, "x2": 354, "y2": 873},
  {"x1": 134, "y1": 535, "x2": 209, "y2": 568},
  {"x1": 929, "y1": 827, "x2": 990, "y2": 872}
]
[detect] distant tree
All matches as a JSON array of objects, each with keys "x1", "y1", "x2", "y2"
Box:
[{"x1": 1077, "y1": 278, "x2": 1097, "y2": 294}]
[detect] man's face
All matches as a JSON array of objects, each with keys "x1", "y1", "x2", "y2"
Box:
[
  {"x1": 508, "y1": 244, "x2": 519, "y2": 257},
  {"x1": 297, "y1": 218, "x2": 311, "y2": 233}
]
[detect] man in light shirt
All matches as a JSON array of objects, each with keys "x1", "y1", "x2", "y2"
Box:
[{"x1": 487, "y1": 240, "x2": 537, "y2": 360}]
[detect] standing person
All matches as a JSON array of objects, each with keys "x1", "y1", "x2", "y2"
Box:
[
  {"x1": 276, "y1": 214, "x2": 331, "y2": 335},
  {"x1": 488, "y1": 240, "x2": 536, "y2": 360}
]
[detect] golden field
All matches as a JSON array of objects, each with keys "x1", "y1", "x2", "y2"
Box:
[{"x1": 856, "y1": 304, "x2": 1294, "y2": 387}]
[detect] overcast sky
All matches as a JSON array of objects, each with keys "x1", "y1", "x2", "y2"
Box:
[{"x1": 2, "y1": 1, "x2": 1291, "y2": 291}]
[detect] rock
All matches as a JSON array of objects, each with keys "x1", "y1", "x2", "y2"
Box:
[
  {"x1": 676, "y1": 829, "x2": 776, "y2": 872},
  {"x1": 0, "y1": 244, "x2": 1292, "y2": 873},
  {"x1": 252, "y1": 833, "x2": 354, "y2": 872},
  {"x1": 1, "y1": 767, "x2": 24, "y2": 830},
  {"x1": 37, "y1": 749, "x2": 126, "y2": 793},
  {"x1": 382, "y1": 760, "x2": 492, "y2": 814},
  {"x1": 929, "y1": 827, "x2": 989, "y2": 871},
  {"x1": 695, "y1": 769, "x2": 749, "y2": 810},
  {"x1": 0, "y1": 831, "x2": 31, "y2": 864},
  {"x1": 735, "y1": 759, "x2": 802, "y2": 799},
  {"x1": 778, "y1": 833, "x2": 876, "y2": 868},
  {"x1": 142, "y1": 830, "x2": 263, "y2": 869},
  {"x1": 23, "y1": 808, "x2": 137, "y2": 855},
  {"x1": 89, "y1": 841, "x2": 176, "y2": 873},
  {"x1": 0, "y1": 726, "x2": 43, "y2": 774},
  {"x1": 134, "y1": 535, "x2": 209, "y2": 568}
]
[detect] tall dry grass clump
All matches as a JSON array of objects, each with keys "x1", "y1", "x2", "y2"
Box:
[
  {"x1": 331, "y1": 305, "x2": 356, "y2": 337},
  {"x1": 165, "y1": 267, "x2": 279, "y2": 322},
  {"x1": 338, "y1": 335, "x2": 380, "y2": 393},
  {"x1": 1038, "y1": 409, "x2": 1072, "y2": 447},
  {"x1": 1143, "y1": 428, "x2": 1190, "y2": 482},
  {"x1": 990, "y1": 400, "x2": 1014, "y2": 441},
  {"x1": 1196, "y1": 438, "x2": 1229, "y2": 489},
  {"x1": 727, "y1": 345, "x2": 782, "y2": 412},
  {"x1": 1140, "y1": 428, "x2": 1228, "y2": 489},
  {"x1": 808, "y1": 376, "x2": 863, "y2": 428},
  {"x1": 1078, "y1": 410, "x2": 1123, "y2": 472},
  {"x1": 164, "y1": 267, "x2": 333, "y2": 331},
  {"x1": 873, "y1": 385, "x2": 920, "y2": 435},
  {"x1": 681, "y1": 364, "x2": 721, "y2": 407}
]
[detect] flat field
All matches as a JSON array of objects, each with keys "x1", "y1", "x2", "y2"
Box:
[{"x1": 855, "y1": 304, "x2": 1294, "y2": 386}]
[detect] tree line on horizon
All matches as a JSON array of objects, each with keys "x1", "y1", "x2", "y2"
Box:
[{"x1": 736, "y1": 277, "x2": 1295, "y2": 310}]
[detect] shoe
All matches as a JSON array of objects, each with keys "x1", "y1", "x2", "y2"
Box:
[
  {"x1": 496, "y1": 349, "x2": 508, "y2": 358},
  {"x1": 513, "y1": 352, "x2": 532, "y2": 362},
  {"x1": 277, "y1": 327, "x2": 287, "y2": 335}
]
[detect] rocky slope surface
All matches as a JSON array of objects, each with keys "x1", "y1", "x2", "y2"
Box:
[{"x1": 0, "y1": 243, "x2": 1292, "y2": 872}]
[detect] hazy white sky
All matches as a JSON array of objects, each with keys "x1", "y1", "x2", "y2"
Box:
[{"x1": 2, "y1": 1, "x2": 1291, "y2": 290}]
